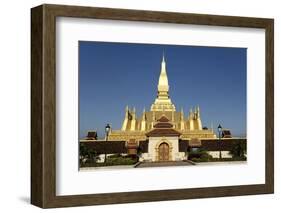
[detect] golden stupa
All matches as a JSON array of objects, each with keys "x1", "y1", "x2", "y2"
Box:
[{"x1": 108, "y1": 54, "x2": 216, "y2": 142}]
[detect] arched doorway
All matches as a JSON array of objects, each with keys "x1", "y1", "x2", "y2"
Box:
[{"x1": 158, "y1": 142, "x2": 170, "y2": 161}]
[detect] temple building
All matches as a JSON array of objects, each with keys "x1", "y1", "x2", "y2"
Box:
[
  {"x1": 106, "y1": 55, "x2": 218, "y2": 161},
  {"x1": 108, "y1": 55, "x2": 216, "y2": 142}
]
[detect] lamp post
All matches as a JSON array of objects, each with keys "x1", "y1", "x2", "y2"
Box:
[
  {"x1": 104, "y1": 124, "x2": 111, "y2": 163},
  {"x1": 105, "y1": 124, "x2": 111, "y2": 141},
  {"x1": 217, "y1": 124, "x2": 222, "y2": 160}
]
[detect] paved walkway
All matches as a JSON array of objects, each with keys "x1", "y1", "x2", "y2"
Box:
[
  {"x1": 194, "y1": 161, "x2": 247, "y2": 166},
  {"x1": 80, "y1": 161, "x2": 246, "y2": 171},
  {"x1": 80, "y1": 164, "x2": 137, "y2": 171},
  {"x1": 135, "y1": 161, "x2": 194, "y2": 168}
]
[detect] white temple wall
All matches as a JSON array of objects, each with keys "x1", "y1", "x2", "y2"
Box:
[
  {"x1": 139, "y1": 136, "x2": 186, "y2": 162},
  {"x1": 208, "y1": 151, "x2": 232, "y2": 159}
]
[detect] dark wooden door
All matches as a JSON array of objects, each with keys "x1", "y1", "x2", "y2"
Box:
[{"x1": 158, "y1": 143, "x2": 169, "y2": 161}]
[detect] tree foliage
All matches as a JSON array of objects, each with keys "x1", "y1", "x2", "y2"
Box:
[
  {"x1": 229, "y1": 141, "x2": 246, "y2": 159},
  {"x1": 79, "y1": 143, "x2": 100, "y2": 166}
]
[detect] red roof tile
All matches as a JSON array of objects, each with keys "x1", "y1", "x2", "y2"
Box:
[
  {"x1": 146, "y1": 128, "x2": 181, "y2": 137},
  {"x1": 157, "y1": 115, "x2": 170, "y2": 122},
  {"x1": 153, "y1": 122, "x2": 173, "y2": 128}
]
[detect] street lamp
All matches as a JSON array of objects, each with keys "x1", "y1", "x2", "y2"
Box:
[
  {"x1": 104, "y1": 124, "x2": 111, "y2": 164},
  {"x1": 217, "y1": 124, "x2": 222, "y2": 160},
  {"x1": 105, "y1": 123, "x2": 111, "y2": 141}
]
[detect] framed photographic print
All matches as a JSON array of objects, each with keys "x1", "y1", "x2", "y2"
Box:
[{"x1": 31, "y1": 4, "x2": 274, "y2": 208}]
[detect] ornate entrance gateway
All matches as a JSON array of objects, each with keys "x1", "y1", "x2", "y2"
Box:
[{"x1": 158, "y1": 142, "x2": 169, "y2": 161}]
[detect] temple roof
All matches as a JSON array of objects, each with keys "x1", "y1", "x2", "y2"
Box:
[
  {"x1": 153, "y1": 122, "x2": 173, "y2": 128},
  {"x1": 153, "y1": 115, "x2": 173, "y2": 128},
  {"x1": 146, "y1": 128, "x2": 181, "y2": 137},
  {"x1": 157, "y1": 115, "x2": 170, "y2": 122},
  {"x1": 87, "y1": 131, "x2": 97, "y2": 138},
  {"x1": 146, "y1": 115, "x2": 181, "y2": 137}
]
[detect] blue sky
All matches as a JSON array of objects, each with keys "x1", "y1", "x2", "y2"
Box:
[{"x1": 79, "y1": 41, "x2": 246, "y2": 139}]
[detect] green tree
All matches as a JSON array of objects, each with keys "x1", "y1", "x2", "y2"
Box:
[
  {"x1": 229, "y1": 141, "x2": 246, "y2": 159},
  {"x1": 79, "y1": 144, "x2": 100, "y2": 166}
]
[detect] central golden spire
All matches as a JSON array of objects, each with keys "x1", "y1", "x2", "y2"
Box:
[
  {"x1": 151, "y1": 53, "x2": 176, "y2": 112},
  {"x1": 157, "y1": 53, "x2": 169, "y2": 94}
]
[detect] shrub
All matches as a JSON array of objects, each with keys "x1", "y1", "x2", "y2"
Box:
[
  {"x1": 108, "y1": 154, "x2": 122, "y2": 158},
  {"x1": 80, "y1": 155, "x2": 138, "y2": 167},
  {"x1": 188, "y1": 148, "x2": 213, "y2": 162},
  {"x1": 106, "y1": 157, "x2": 136, "y2": 166}
]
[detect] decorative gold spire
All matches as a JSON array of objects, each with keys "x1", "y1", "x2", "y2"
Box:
[
  {"x1": 141, "y1": 107, "x2": 147, "y2": 131},
  {"x1": 132, "y1": 107, "x2": 136, "y2": 119},
  {"x1": 180, "y1": 107, "x2": 184, "y2": 120},
  {"x1": 142, "y1": 107, "x2": 146, "y2": 120},
  {"x1": 189, "y1": 108, "x2": 193, "y2": 119},
  {"x1": 158, "y1": 53, "x2": 169, "y2": 93},
  {"x1": 151, "y1": 54, "x2": 176, "y2": 112},
  {"x1": 180, "y1": 107, "x2": 185, "y2": 130},
  {"x1": 125, "y1": 105, "x2": 129, "y2": 118},
  {"x1": 121, "y1": 105, "x2": 129, "y2": 131},
  {"x1": 197, "y1": 105, "x2": 200, "y2": 118},
  {"x1": 130, "y1": 106, "x2": 136, "y2": 131},
  {"x1": 196, "y1": 105, "x2": 202, "y2": 130}
]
